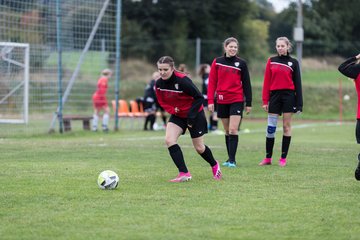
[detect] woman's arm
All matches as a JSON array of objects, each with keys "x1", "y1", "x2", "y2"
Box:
[{"x1": 338, "y1": 54, "x2": 360, "y2": 79}]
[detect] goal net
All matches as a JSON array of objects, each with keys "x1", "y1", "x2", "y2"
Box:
[{"x1": 0, "y1": 42, "x2": 29, "y2": 124}]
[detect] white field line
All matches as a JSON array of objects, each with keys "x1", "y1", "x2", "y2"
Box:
[{"x1": 123, "y1": 121, "x2": 345, "y2": 141}]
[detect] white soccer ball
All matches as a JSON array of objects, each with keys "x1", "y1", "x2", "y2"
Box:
[
  {"x1": 97, "y1": 170, "x2": 119, "y2": 190},
  {"x1": 243, "y1": 128, "x2": 250, "y2": 133},
  {"x1": 343, "y1": 94, "x2": 350, "y2": 101}
]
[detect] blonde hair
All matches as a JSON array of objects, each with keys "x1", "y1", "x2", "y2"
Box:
[
  {"x1": 101, "y1": 68, "x2": 112, "y2": 77},
  {"x1": 276, "y1": 36, "x2": 293, "y2": 53}
]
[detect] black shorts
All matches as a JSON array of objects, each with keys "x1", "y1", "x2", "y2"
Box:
[
  {"x1": 169, "y1": 110, "x2": 208, "y2": 138},
  {"x1": 268, "y1": 90, "x2": 296, "y2": 114},
  {"x1": 143, "y1": 101, "x2": 156, "y2": 112},
  {"x1": 217, "y1": 102, "x2": 244, "y2": 118}
]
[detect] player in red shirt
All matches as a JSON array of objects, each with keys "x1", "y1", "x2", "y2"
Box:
[
  {"x1": 155, "y1": 56, "x2": 222, "y2": 182},
  {"x1": 207, "y1": 37, "x2": 252, "y2": 168},
  {"x1": 92, "y1": 69, "x2": 112, "y2": 132},
  {"x1": 338, "y1": 53, "x2": 360, "y2": 180},
  {"x1": 259, "y1": 37, "x2": 303, "y2": 167}
]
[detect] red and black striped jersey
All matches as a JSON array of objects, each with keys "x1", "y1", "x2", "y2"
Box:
[
  {"x1": 262, "y1": 55, "x2": 303, "y2": 110},
  {"x1": 155, "y1": 71, "x2": 204, "y2": 119},
  {"x1": 338, "y1": 56, "x2": 360, "y2": 119},
  {"x1": 208, "y1": 55, "x2": 252, "y2": 106}
]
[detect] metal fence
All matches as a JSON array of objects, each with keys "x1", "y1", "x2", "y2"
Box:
[{"x1": 0, "y1": 0, "x2": 358, "y2": 137}]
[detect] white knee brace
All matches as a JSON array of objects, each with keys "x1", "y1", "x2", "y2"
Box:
[{"x1": 266, "y1": 115, "x2": 278, "y2": 138}]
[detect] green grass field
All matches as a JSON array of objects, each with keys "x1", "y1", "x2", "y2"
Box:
[{"x1": 1, "y1": 120, "x2": 360, "y2": 239}]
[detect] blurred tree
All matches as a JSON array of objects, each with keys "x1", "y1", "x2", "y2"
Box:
[
  {"x1": 121, "y1": 0, "x2": 268, "y2": 67},
  {"x1": 308, "y1": 0, "x2": 360, "y2": 56},
  {"x1": 268, "y1": 0, "x2": 360, "y2": 56}
]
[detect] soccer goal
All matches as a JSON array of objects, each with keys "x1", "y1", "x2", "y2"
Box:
[{"x1": 0, "y1": 42, "x2": 30, "y2": 124}]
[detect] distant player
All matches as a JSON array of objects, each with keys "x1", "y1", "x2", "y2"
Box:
[
  {"x1": 198, "y1": 63, "x2": 218, "y2": 131},
  {"x1": 92, "y1": 69, "x2": 112, "y2": 132},
  {"x1": 143, "y1": 71, "x2": 159, "y2": 131},
  {"x1": 259, "y1": 36, "x2": 303, "y2": 167},
  {"x1": 338, "y1": 53, "x2": 360, "y2": 180},
  {"x1": 155, "y1": 56, "x2": 221, "y2": 182}
]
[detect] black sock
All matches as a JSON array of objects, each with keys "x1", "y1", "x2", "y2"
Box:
[
  {"x1": 162, "y1": 115, "x2": 167, "y2": 125},
  {"x1": 281, "y1": 135, "x2": 291, "y2": 159},
  {"x1": 225, "y1": 135, "x2": 230, "y2": 161},
  {"x1": 149, "y1": 114, "x2": 155, "y2": 130},
  {"x1": 200, "y1": 145, "x2": 217, "y2": 167},
  {"x1": 266, "y1": 137, "x2": 275, "y2": 158},
  {"x1": 168, "y1": 144, "x2": 188, "y2": 173},
  {"x1": 356, "y1": 169, "x2": 360, "y2": 181},
  {"x1": 356, "y1": 154, "x2": 360, "y2": 180},
  {"x1": 228, "y1": 134, "x2": 238, "y2": 163},
  {"x1": 210, "y1": 117, "x2": 218, "y2": 130},
  {"x1": 144, "y1": 115, "x2": 150, "y2": 130},
  {"x1": 213, "y1": 119, "x2": 218, "y2": 129}
]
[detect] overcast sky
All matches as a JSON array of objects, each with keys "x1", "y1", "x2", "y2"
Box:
[{"x1": 267, "y1": 0, "x2": 294, "y2": 13}]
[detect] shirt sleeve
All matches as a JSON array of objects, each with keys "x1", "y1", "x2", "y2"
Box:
[
  {"x1": 293, "y1": 59, "x2": 303, "y2": 110},
  {"x1": 207, "y1": 59, "x2": 218, "y2": 105},
  {"x1": 241, "y1": 60, "x2": 252, "y2": 107},
  {"x1": 338, "y1": 56, "x2": 360, "y2": 79},
  {"x1": 262, "y1": 58, "x2": 271, "y2": 105},
  {"x1": 180, "y1": 77, "x2": 204, "y2": 120}
]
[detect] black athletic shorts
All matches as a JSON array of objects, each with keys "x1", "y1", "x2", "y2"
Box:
[
  {"x1": 217, "y1": 102, "x2": 244, "y2": 118},
  {"x1": 169, "y1": 110, "x2": 208, "y2": 138},
  {"x1": 143, "y1": 101, "x2": 156, "y2": 112},
  {"x1": 268, "y1": 90, "x2": 296, "y2": 114}
]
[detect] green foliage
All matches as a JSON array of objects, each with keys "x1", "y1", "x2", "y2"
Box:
[
  {"x1": 0, "y1": 7, "x2": 49, "y2": 69},
  {"x1": 242, "y1": 19, "x2": 270, "y2": 62},
  {"x1": 121, "y1": 0, "x2": 269, "y2": 64},
  {"x1": 268, "y1": 5, "x2": 296, "y2": 44},
  {"x1": 164, "y1": 18, "x2": 190, "y2": 64},
  {"x1": 303, "y1": 0, "x2": 360, "y2": 56},
  {"x1": 121, "y1": 19, "x2": 155, "y2": 60},
  {"x1": 1, "y1": 122, "x2": 360, "y2": 239}
]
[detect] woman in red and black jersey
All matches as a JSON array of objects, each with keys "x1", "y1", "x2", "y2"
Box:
[
  {"x1": 259, "y1": 37, "x2": 303, "y2": 167},
  {"x1": 338, "y1": 53, "x2": 360, "y2": 180},
  {"x1": 155, "y1": 56, "x2": 222, "y2": 182},
  {"x1": 207, "y1": 37, "x2": 252, "y2": 168}
]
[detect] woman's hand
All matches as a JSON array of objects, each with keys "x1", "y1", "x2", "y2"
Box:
[
  {"x1": 245, "y1": 106, "x2": 252, "y2": 115},
  {"x1": 262, "y1": 104, "x2": 268, "y2": 112},
  {"x1": 208, "y1": 104, "x2": 214, "y2": 113}
]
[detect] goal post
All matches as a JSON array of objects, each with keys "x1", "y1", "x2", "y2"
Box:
[{"x1": 0, "y1": 42, "x2": 30, "y2": 124}]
